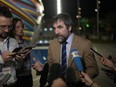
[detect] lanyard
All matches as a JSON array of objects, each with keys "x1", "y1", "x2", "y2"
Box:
[
  {"x1": 3, "y1": 37, "x2": 10, "y2": 51},
  {"x1": 7, "y1": 38, "x2": 10, "y2": 51}
]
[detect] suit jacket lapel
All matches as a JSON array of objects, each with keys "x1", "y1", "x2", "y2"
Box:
[
  {"x1": 68, "y1": 35, "x2": 79, "y2": 66},
  {"x1": 56, "y1": 43, "x2": 60, "y2": 63},
  {"x1": 53, "y1": 41, "x2": 61, "y2": 63}
]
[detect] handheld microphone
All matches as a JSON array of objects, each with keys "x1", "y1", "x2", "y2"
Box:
[
  {"x1": 40, "y1": 63, "x2": 49, "y2": 87},
  {"x1": 70, "y1": 49, "x2": 84, "y2": 71},
  {"x1": 47, "y1": 63, "x2": 61, "y2": 85},
  {"x1": 65, "y1": 67, "x2": 76, "y2": 87}
]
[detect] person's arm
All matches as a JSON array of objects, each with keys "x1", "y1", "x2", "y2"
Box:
[
  {"x1": 83, "y1": 41, "x2": 99, "y2": 78},
  {"x1": 80, "y1": 72, "x2": 101, "y2": 87}
]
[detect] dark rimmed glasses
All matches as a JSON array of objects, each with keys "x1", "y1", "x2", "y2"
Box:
[{"x1": 0, "y1": 25, "x2": 13, "y2": 30}]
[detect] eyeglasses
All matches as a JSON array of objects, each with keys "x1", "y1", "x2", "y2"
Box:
[{"x1": 0, "y1": 25, "x2": 13, "y2": 30}]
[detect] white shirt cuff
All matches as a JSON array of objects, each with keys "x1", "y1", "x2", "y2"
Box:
[{"x1": 0, "y1": 55, "x2": 4, "y2": 64}]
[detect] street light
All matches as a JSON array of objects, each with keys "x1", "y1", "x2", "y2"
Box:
[
  {"x1": 95, "y1": 0, "x2": 100, "y2": 38},
  {"x1": 76, "y1": 0, "x2": 81, "y2": 34},
  {"x1": 57, "y1": 0, "x2": 62, "y2": 14}
]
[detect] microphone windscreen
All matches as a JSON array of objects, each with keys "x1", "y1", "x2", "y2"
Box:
[
  {"x1": 70, "y1": 49, "x2": 84, "y2": 71},
  {"x1": 65, "y1": 67, "x2": 76, "y2": 86},
  {"x1": 40, "y1": 63, "x2": 49, "y2": 87},
  {"x1": 47, "y1": 63, "x2": 61, "y2": 84}
]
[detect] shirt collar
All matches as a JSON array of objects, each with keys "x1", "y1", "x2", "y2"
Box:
[
  {"x1": 66, "y1": 33, "x2": 74, "y2": 44},
  {"x1": 3, "y1": 37, "x2": 9, "y2": 43}
]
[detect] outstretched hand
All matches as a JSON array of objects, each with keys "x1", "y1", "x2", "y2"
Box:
[
  {"x1": 80, "y1": 71, "x2": 93, "y2": 86},
  {"x1": 100, "y1": 57, "x2": 115, "y2": 70},
  {"x1": 32, "y1": 57, "x2": 44, "y2": 72}
]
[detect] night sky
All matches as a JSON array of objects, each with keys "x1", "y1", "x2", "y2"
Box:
[{"x1": 42, "y1": 0, "x2": 116, "y2": 20}]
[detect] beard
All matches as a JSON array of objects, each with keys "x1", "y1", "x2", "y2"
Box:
[
  {"x1": 56, "y1": 34, "x2": 67, "y2": 44},
  {"x1": 0, "y1": 32, "x2": 9, "y2": 39}
]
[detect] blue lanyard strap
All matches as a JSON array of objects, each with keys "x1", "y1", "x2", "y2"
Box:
[{"x1": 7, "y1": 38, "x2": 9, "y2": 51}]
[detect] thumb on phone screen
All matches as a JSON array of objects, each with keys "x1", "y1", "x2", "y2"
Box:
[
  {"x1": 32, "y1": 57, "x2": 44, "y2": 71},
  {"x1": 31, "y1": 57, "x2": 36, "y2": 64}
]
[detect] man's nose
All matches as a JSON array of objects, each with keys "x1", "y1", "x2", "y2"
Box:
[
  {"x1": 54, "y1": 29, "x2": 59, "y2": 34},
  {"x1": 3, "y1": 27, "x2": 9, "y2": 32}
]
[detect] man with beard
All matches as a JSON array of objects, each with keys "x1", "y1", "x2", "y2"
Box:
[
  {"x1": 0, "y1": 5, "x2": 19, "y2": 87},
  {"x1": 32, "y1": 13, "x2": 99, "y2": 87}
]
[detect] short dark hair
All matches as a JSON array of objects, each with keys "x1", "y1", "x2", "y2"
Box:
[
  {"x1": 52, "y1": 12, "x2": 73, "y2": 28},
  {"x1": 10, "y1": 18, "x2": 24, "y2": 38},
  {"x1": 12, "y1": 18, "x2": 24, "y2": 30},
  {"x1": 0, "y1": 5, "x2": 12, "y2": 18}
]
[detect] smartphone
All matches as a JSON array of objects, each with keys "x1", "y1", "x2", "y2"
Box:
[
  {"x1": 90, "y1": 48, "x2": 103, "y2": 57},
  {"x1": 23, "y1": 45, "x2": 36, "y2": 51},
  {"x1": 11, "y1": 47, "x2": 22, "y2": 57},
  {"x1": 12, "y1": 47, "x2": 22, "y2": 52},
  {"x1": 19, "y1": 45, "x2": 36, "y2": 54},
  {"x1": 107, "y1": 55, "x2": 112, "y2": 60}
]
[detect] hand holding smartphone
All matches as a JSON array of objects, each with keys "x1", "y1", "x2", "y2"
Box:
[
  {"x1": 12, "y1": 47, "x2": 22, "y2": 53},
  {"x1": 11, "y1": 45, "x2": 36, "y2": 57},
  {"x1": 20, "y1": 45, "x2": 36, "y2": 54},
  {"x1": 10, "y1": 47, "x2": 22, "y2": 57}
]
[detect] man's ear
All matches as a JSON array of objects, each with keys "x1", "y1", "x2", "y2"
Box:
[{"x1": 68, "y1": 26, "x2": 72, "y2": 32}]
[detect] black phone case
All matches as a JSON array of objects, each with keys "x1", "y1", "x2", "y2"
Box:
[{"x1": 12, "y1": 47, "x2": 22, "y2": 52}]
